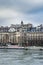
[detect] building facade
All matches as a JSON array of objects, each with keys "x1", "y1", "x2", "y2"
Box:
[{"x1": 0, "y1": 21, "x2": 43, "y2": 46}]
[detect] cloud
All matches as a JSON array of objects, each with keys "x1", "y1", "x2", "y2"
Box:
[
  {"x1": 0, "y1": 0, "x2": 43, "y2": 26},
  {"x1": 0, "y1": 0, "x2": 43, "y2": 13},
  {"x1": 0, "y1": 8, "x2": 20, "y2": 25},
  {"x1": 0, "y1": 8, "x2": 32, "y2": 26},
  {"x1": 0, "y1": 8, "x2": 18, "y2": 18}
]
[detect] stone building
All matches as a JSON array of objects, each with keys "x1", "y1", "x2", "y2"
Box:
[
  {"x1": 0, "y1": 21, "x2": 43, "y2": 46},
  {"x1": 26, "y1": 32, "x2": 43, "y2": 46},
  {"x1": 0, "y1": 31, "x2": 43, "y2": 46}
]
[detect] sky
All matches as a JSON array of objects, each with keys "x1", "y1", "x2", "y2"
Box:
[{"x1": 0, "y1": 0, "x2": 43, "y2": 26}]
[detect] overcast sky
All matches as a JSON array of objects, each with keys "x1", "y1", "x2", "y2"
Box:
[{"x1": 0, "y1": 0, "x2": 43, "y2": 26}]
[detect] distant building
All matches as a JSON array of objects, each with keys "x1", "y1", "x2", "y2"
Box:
[
  {"x1": 21, "y1": 21, "x2": 24, "y2": 26},
  {"x1": 0, "y1": 26, "x2": 9, "y2": 32},
  {"x1": 0, "y1": 21, "x2": 43, "y2": 33},
  {"x1": 9, "y1": 27, "x2": 16, "y2": 32}
]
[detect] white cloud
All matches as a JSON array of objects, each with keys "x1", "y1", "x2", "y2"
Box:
[
  {"x1": 0, "y1": 8, "x2": 19, "y2": 18},
  {"x1": 0, "y1": 0, "x2": 43, "y2": 13},
  {"x1": 19, "y1": 0, "x2": 43, "y2": 5},
  {"x1": 0, "y1": 8, "x2": 32, "y2": 25},
  {"x1": 0, "y1": 8, "x2": 42, "y2": 26},
  {"x1": 9, "y1": 0, "x2": 43, "y2": 14},
  {"x1": 0, "y1": 0, "x2": 43, "y2": 26}
]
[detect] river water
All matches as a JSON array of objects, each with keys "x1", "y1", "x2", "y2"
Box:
[{"x1": 0, "y1": 49, "x2": 43, "y2": 65}]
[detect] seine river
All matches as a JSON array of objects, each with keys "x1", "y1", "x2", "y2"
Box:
[{"x1": 0, "y1": 49, "x2": 43, "y2": 65}]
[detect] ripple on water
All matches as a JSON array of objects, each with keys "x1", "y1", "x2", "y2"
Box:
[{"x1": 0, "y1": 49, "x2": 43, "y2": 65}]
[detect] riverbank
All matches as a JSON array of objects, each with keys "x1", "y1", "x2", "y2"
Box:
[{"x1": 0, "y1": 45, "x2": 43, "y2": 50}]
